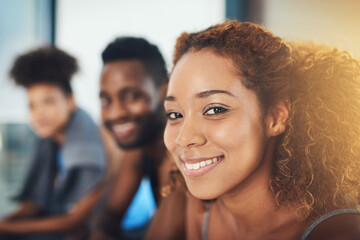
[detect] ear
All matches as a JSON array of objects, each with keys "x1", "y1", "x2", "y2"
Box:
[
  {"x1": 66, "y1": 94, "x2": 76, "y2": 111},
  {"x1": 265, "y1": 99, "x2": 290, "y2": 137}
]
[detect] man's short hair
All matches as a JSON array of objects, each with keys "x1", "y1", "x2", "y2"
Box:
[{"x1": 102, "y1": 37, "x2": 168, "y2": 88}]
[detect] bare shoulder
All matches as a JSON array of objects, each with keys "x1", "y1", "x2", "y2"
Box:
[{"x1": 307, "y1": 212, "x2": 360, "y2": 240}]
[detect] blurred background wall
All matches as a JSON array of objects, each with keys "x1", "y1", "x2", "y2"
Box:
[
  {"x1": 56, "y1": 0, "x2": 225, "y2": 120},
  {"x1": 263, "y1": 0, "x2": 360, "y2": 58},
  {"x1": 1, "y1": 0, "x2": 360, "y2": 217}
]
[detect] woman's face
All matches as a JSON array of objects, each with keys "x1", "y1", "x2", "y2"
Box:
[
  {"x1": 164, "y1": 50, "x2": 274, "y2": 200},
  {"x1": 27, "y1": 84, "x2": 75, "y2": 139}
]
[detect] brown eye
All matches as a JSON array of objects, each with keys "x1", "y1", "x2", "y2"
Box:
[
  {"x1": 100, "y1": 97, "x2": 111, "y2": 107},
  {"x1": 123, "y1": 91, "x2": 142, "y2": 102},
  {"x1": 204, "y1": 107, "x2": 228, "y2": 115},
  {"x1": 166, "y1": 112, "x2": 182, "y2": 120}
]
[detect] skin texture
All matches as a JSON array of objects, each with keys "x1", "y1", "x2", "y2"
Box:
[
  {"x1": 27, "y1": 84, "x2": 76, "y2": 143},
  {"x1": 92, "y1": 59, "x2": 186, "y2": 240},
  {"x1": 164, "y1": 50, "x2": 305, "y2": 240}
]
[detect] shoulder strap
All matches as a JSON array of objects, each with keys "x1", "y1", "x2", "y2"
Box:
[
  {"x1": 202, "y1": 202, "x2": 211, "y2": 240},
  {"x1": 301, "y1": 208, "x2": 360, "y2": 240}
]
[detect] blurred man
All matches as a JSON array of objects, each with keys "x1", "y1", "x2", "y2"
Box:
[{"x1": 92, "y1": 37, "x2": 185, "y2": 240}]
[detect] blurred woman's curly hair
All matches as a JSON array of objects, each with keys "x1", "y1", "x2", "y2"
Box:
[
  {"x1": 169, "y1": 20, "x2": 360, "y2": 221},
  {"x1": 9, "y1": 46, "x2": 78, "y2": 95}
]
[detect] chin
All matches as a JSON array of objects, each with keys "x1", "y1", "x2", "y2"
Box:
[
  {"x1": 115, "y1": 138, "x2": 142, "y2": 150},
  {"x1": 34, "y1": 129, "x2": 53, "y2": 138},
  {"x1": 186, "y1": 182, "x2": 221, "y2": 200}
]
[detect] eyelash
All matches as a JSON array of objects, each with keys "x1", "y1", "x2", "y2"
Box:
[
  {"x1": 100, "y1": 97, "x2": 111, "y2": 106},
  {"x1": 166, "y1": 106, "x2": 229, "y2": 121},
  {"x1": 204, "y1": 106, "x2": 229, "y2": 115},
  {"x1": 166, "y1": 112, "x2": 183, "y2": 120}
]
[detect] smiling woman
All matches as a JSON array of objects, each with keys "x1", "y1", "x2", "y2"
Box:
[
  {"x1": 162, "y1": 20, "x2": 360, "y2": 240},
  {"x1": 165, "y1": 50, "x2": 268, "y2": 200}
]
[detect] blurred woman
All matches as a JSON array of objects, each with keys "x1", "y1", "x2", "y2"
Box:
[
  {"x1": 0, "y1": 47, "x2": 106, "y2": 240},
  {"x1": 162, "y1": 20, "x2": 360, "y2": 239}
]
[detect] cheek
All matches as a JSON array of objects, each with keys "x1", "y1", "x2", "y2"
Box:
[
  {"x1": 49, "y1": 103, "x2": 71, "y2": 126},
  {"x1": 28, "y1": 110, "x2": 37, "y2": 125},
  {"x1": 164, "y1": 123, "x2": 178, "y2": 152},
  {"x1": 209, "y1": 117, "x2": 265, "y2": 155},
  {"x1": 126, "y1": 100, "x2": 151, "y2": 115},
  {"x1": 207, "y1": 120, "x2": 248, "y2": 150},
  {"x1": 101, "y1": 108, "x2": 107, "y2": 121},
  {"x1": 164, "y1": 124, "x2": 182, "y2": 168}
]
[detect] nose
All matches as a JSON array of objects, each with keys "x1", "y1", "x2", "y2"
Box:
[{"x1": 175, "y1": 118, "x2": 207, "y2": 148}]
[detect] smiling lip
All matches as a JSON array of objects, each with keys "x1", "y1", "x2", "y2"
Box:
[
  {"x1": 181, "y1": 155, "x2": 223, "y2": 177},
  {"x1": 111, "y1": 122, "x2": 137, "y2": 138}
]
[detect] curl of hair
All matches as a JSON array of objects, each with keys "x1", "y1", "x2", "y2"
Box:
[
  {"x1": 102, "y1": 37, "x2": 168, "y2": 88},
  {"x1": 170, "y1": 20, "x2": 360, "y2": 221},
  {"x1": 274, "y1": 42, "x2": 360, "y2": 220},
  {"x1": 9, "y1": 46, "x2": 78, "y2": 95}
]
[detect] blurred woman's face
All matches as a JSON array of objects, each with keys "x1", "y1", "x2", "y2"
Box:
[
  {"x1": 27, "y1": 84, "x2": 75, "y2": 140},
  {"x1": 164, "y1": 50, "x2": 273, "y2": 200}
]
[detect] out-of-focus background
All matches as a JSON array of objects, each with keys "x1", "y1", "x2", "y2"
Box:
[{"x1": 0, "y1": 0, "x2": 359, "y2": 218}]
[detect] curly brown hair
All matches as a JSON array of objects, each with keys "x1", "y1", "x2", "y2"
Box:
[
  {"x1": 170, "y1": 20, "x2": 360, "y2": 221},
  {"x1": 9, "y1": 46, "x2": 78, "y2": 95}
]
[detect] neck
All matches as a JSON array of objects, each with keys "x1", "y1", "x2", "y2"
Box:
[
  {"x1": 53, "y1": 132, "x2": 65, "y2": 144},
  {"x1": 52, "y1": 108, "x2": 76, "y2": 144}
]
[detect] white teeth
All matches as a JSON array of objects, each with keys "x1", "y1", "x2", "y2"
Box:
[
  {"x1": 193, "y1": 163, "x2": 200, "y2": 170},
  {"x1": 113, "y1": 122, "x2": 136, "y2": 132},
  {"x1": 185, "y1": 163, "x2": 193, "y2": 170},
  {"x1": 184, "y1": 157, "x2": 222, "y2": 170}
]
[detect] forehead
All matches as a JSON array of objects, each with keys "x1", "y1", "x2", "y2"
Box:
[
  {"x1": 168, "y1": 50, "x2": 241, "y2": 96},
  {"x1": 100, "y1": 60, "x2": 148, "y2": 90},
  {"x1": 27, "y1": 83, "x2": 63, "y2": 95}
]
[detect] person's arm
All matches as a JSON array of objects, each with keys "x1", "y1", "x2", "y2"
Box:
[
  {"x1": 1, "y1": 201, "x2": 40, "y2": 222},
  {"x1": 145, "y1": 187, "x2": 187, "y2": 240},
  {"x1": 145, "y1": 154, "x2": 187, "y2": 240},
  {"x1": 0, "y1": 182, "x2": 105, "y2": 235},
  {"x1": 91, "y1": 149, "x2": 143, "y2": 238},
  {"x1": 99, "y1": 125, "x2": 124, "y2": 179}
]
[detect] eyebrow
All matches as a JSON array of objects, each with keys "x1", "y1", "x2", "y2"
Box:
[
  {"x1": 99, "y1": 86, "x2": 139, "y2": 98},
  {"x1": 164, "y1": 89, "x2": 234, "y2": 102},
  {"x1": 196, "y1": 90, "x2": 234, "y2": 98},
  {"x1": 99, "y1": 91, "x2": 107, "y2": 98}
]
